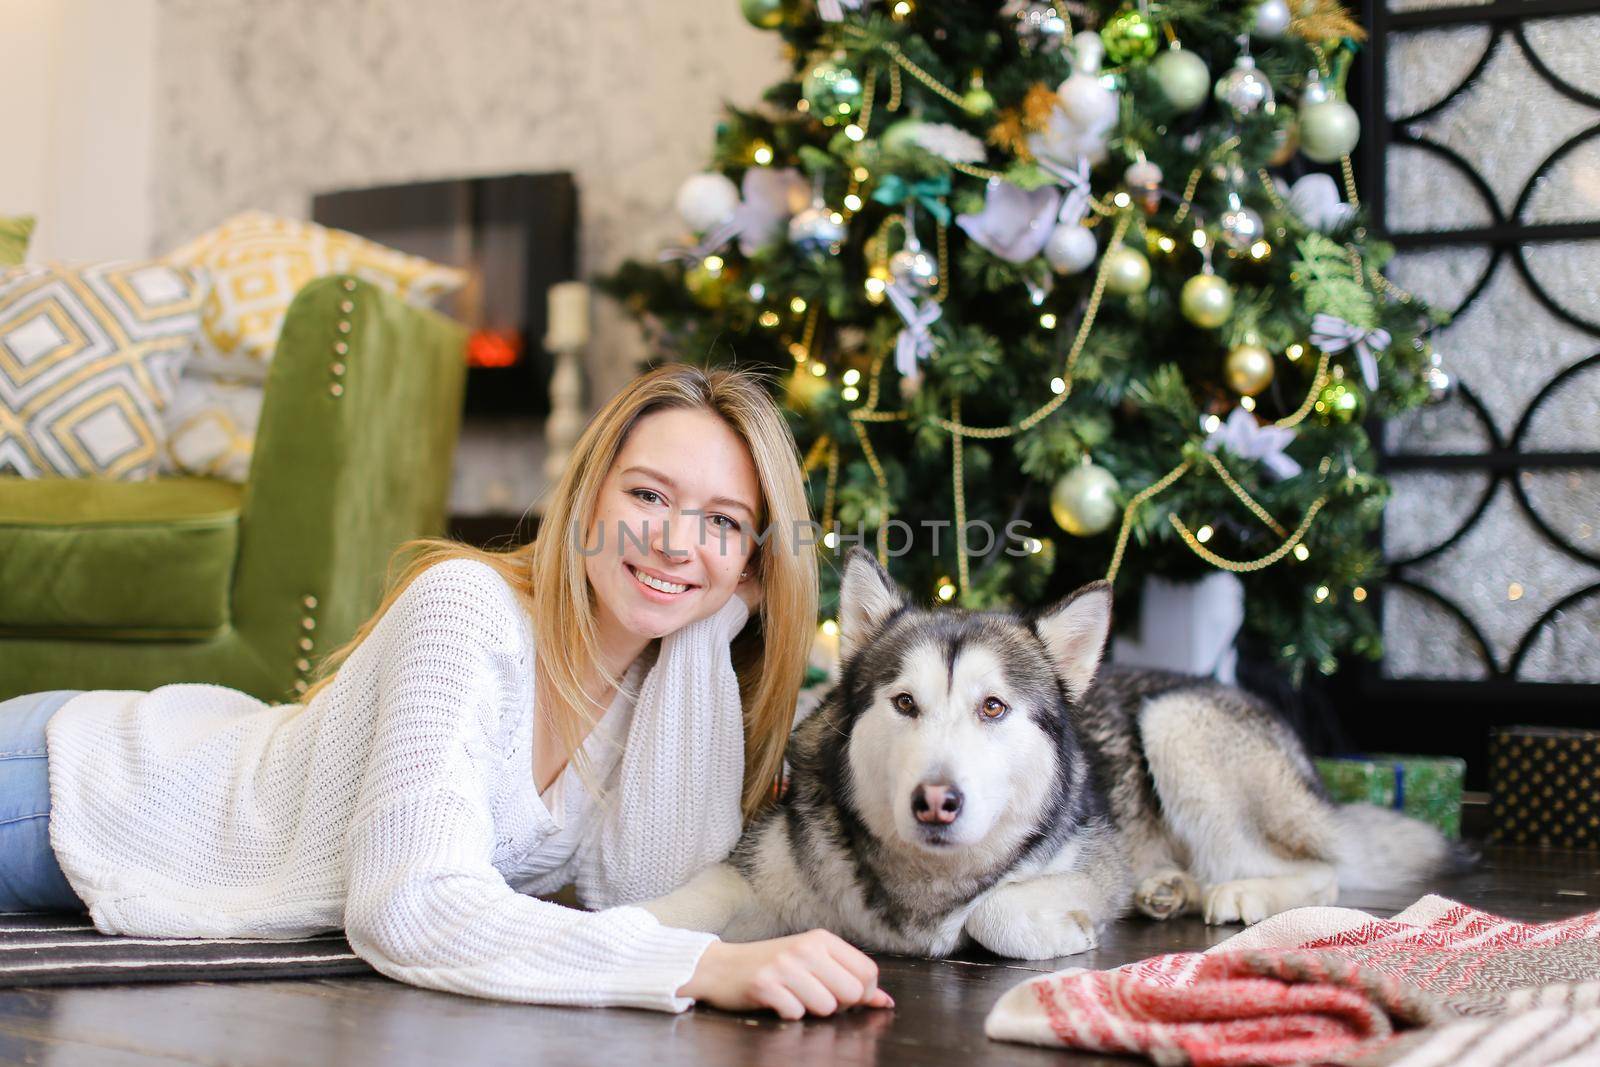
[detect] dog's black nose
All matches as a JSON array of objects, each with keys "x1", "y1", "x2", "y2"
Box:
[{"x1": 911, "y1": 783, "x2": 963, "y2": 824}]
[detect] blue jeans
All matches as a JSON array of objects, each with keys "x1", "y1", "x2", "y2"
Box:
[{"x1": 0, "y1": 690, "x2": 89, "y2": 913}]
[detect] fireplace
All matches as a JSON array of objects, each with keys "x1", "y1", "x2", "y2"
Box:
[{"x1": 311, "y1": 173, "x2": 577, "y2": 416}]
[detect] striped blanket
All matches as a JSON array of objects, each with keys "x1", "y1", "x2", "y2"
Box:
[
  {"x1": 0, "y1": 912, "x2": 374, "y2": 986},
  {"x1": 985, "y1": 896, "x2": 1600, "y2": 1066}
]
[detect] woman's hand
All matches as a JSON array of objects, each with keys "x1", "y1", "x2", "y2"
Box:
[{"x1": 677, "y1": 930, "x2": 894, "y2": 1019}]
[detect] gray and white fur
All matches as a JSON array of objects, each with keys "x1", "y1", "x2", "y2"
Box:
[{"x1": 643, "y1": 548, "x2": 1456, "y2": 959}]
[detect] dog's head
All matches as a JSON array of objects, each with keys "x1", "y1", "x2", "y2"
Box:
[{"x1": 828, "y1": 547, "x2": 1111, "y2": 867}]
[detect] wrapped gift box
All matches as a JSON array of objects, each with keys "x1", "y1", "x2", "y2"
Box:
[
  {"x1": 1489, "y1": 727, "x2": 1600, "y2": 849},
  {"x1": 1315, "y1": 753, "x2": 1466, "y2": 839}
]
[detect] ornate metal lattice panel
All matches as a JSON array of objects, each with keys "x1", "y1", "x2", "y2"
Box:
[{"x1": 1361, "y1": 0, "x2": 1600, "y2": 690}]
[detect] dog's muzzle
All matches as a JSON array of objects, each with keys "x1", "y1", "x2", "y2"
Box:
[{"x1": 911, "y1": 782, "x2": 963, "y2": 825}]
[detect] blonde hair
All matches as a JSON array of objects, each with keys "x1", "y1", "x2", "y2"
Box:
[{"x1": 301, "y1": 362, "x2": 817, "y2": 821}]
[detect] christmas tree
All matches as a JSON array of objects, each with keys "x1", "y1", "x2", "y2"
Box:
[{"x1": 600, "y1": 0, "x2": 1451, "y2": 682}]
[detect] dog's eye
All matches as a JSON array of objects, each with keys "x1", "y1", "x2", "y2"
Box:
[
  {"x1": 980, "y1": 696, "x2": 1009, "y2": 720},
  {"x1": 892, "y1": 692, "x2": 917, "y2": 716}
]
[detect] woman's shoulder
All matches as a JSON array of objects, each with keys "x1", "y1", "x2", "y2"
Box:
[{"x1": 388, "y1": 556, "x2": 531, "y2": 649}]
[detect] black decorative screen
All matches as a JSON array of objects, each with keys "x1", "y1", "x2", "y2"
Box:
[{"x1": 1358, "y1": 0, "x2": 1600, "y2": 696}]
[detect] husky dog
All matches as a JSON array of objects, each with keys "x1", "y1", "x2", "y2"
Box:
[{"x1": 643, "y1": 548, "x2": 1454, "y2": 959}]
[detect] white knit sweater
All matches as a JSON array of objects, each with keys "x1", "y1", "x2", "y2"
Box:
[{"x1": 44, "y1": 557, "x2": 753, "y2": 1012}]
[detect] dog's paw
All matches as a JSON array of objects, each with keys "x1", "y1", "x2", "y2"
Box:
[
  {"x1": 1202, "y1": 879, "x2": 1280, "y2": 926},
  {"x1": 967, "y1": 903, "x2": 1098, "y2": 960},
  {"x1": 1134, "y1": 869, "x2": 1197, "y2": 921}
]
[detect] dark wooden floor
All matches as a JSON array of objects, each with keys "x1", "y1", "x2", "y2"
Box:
[{"x1": 1, "y1": 847, "x2": 1595, "y2": 1066}]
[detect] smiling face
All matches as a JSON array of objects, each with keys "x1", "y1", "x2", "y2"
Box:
[{"x1": 582, "y1": 406, "x2": 762, "y2": 643}]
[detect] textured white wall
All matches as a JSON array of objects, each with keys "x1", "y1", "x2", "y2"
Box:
[
  {"x1": 150, "y1": 0, "x2": 784, "y2": 412},
  {"x1": 0, "y1": 0, "x2": 157, "y2": 262}
]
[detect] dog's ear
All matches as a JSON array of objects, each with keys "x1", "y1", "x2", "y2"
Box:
[
  {"x1": 1031, "y1": 581, "x2": 1113, "y2": 703},
  {"x1": 838, "y1": 547, "x2": 904, "y2": 661}
]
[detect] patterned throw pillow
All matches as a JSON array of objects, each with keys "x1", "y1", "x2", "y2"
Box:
[
  {"x1": 0, "y1": 260, "x2": 200, "y2": 479},
  {"x1": 162, "y1": 374, "x2": 261, "y2": 482},
  {"x1": 164, "y1": 210, "x2": 466, "y2": 381},
  {"x1": 1, "y1": 215, "x2": 35, "y2": 266}
]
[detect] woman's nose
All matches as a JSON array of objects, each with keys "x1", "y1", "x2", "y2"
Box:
[{"x1": 651, "y1": 511, "x2": 691, "y2": 560}]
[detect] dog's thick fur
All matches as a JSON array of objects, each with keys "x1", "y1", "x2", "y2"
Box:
[{"x1": 643, "y1": 548, "x2": 1455, "y2": 959}]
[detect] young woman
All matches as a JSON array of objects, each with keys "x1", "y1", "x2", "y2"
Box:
[{"x1": 0, "y1": 363, "x2": 892, "y2": 1021}]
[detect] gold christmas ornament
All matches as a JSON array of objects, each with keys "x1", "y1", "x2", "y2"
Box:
[
  {"x1": 1226, "y1": 342, "x2": 1276, "y2": 396},
  {"x1": 1181, "y1": 273, "x2": 1235, "y2": 328},
  {"x1": 1051, "y1": 462, "x2": 1121, "y2": 536},
  {"x1": 1103, "y1": 246, "x2": 1152, "y2": 295}
]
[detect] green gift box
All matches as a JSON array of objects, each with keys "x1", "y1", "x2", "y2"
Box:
[{"x1": 1315, "y1": 753, "x2": 1466, "y2": 839}]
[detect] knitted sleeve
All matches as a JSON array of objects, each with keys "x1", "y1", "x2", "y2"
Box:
[
  {"x1": 341, "y1": 560, "x2": 720, "y2": 1011},
  {"x1": 575, "y1": 594, "x2": 752, "y2": 911}
]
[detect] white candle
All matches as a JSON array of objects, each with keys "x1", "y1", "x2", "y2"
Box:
[{"x1": 545, "y1": 280, "x2": 590, "y2": 350}]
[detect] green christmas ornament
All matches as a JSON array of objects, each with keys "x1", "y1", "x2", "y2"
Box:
[
  {"x1": 802, "y1": 52, "x2": 864, "y2": 126},
  {"x1": 1299, "y1": 99, "x2": 1361, "y2": 162},
  {"x1": 740, "y1": 0, "x2": 785, "y2": 30},
  {"x1": 1103, "y1": 246, "x2": 1152, "y2": 295},
  {"x1": 1180, "y1": 272, "x2": 1234, "y2": 328},
  {"x1": 1100, "y1": 8, "x2": 1158, "y2": 65},
  {"x1": 1051, "y1": 462, "x2": 1120, "y2": 536},
  {"x1": 1152, "y1": 44, "x2": 1210, "y2": 112},
  {"x1": 964, "y1": 82, "x2": 996, "y2": 115}
]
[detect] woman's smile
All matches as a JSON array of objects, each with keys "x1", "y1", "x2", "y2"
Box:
[{"x1": 625, "y1": 561, "x2": 699, "y2": 600}]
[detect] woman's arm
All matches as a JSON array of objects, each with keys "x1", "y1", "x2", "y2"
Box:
[
  {"x1": 341, "y1": 559, "x2": 719, "y2": 1011},
  {"x1": 576, "y1": 594, "x2": 751, "y2": 910}
]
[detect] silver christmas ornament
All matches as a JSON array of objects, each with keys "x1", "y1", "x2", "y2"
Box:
[
  {"x1": 1218, "y1": 192, "x2": 1265, "y2": 251},
  {"x1": 1009, "y1": 1, "x2": 1068, "y2": 52},
  {"x1": 788, "y1": 201, "x2": 846, "y2": 254},
  {"x1": 1214, "y1": 55, "x2": 1274, "y2": 119},
  {"x1": 1253, "y1": 0, "x2": 1292, "y2": 39},
  {"x1": 889, "y1": 244, "x2": 939, "y2": 291},
  {"x1": 1044, "y1": 222, "x2": 1098, "y2": 274}
]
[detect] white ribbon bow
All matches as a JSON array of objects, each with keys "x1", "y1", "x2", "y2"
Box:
[
  {"x1": 1037, "y1": 153, "x2": 1092, "y2": 226},
  {"x1": 885, "y1": 281, "x2": 941, "y2": 379},
  {"x1": 1205, "y1": 407, "x2": 1302, "y2": 481},
  {"x1": 1310, "y1": 312, "x2": 1392, "y2": 392}
]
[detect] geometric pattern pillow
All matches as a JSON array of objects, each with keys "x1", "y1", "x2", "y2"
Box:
[
  {"x1": 160, "y1": 374, "x2": 261, "y2": 482},
  {"x1": 0, "y1": 260, "x2": 200, "y2": 479},
  {"x1": 0, "y1": 215, "x2": 35, "y2": 266},
  {"x1": 164, "y1": 209, "x2": 466, "y2": 382}
]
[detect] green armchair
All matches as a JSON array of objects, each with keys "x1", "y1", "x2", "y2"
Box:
[{"x1": 0, "y1": 274, "x2": 467, "y2": 702}]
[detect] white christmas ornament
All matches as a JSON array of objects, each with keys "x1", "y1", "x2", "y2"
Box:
[
  {"x1": 1283, "y1": 173, "x2": 1354, "y2": 232},
  {"x1": 1253, "y1": 0, "x2": 1292, "y2": 39},
  {"x1": 1057, "y1": 72, "x2": 1118, "y2": 131},
  {"x1": 675, "y1": 173, "x2": 741, "y2": 233},
  {"x1": 1044, "y1": 223, "x2": 1098, "y2": 274}
]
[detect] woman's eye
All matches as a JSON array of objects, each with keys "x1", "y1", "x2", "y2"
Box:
[
  {"x1": 981, "y1": 697, "x2": 1009, "y2": 720},
  {"x1": 630, "y1": 488, "x2": 663, "y2": 506},
  {"x1": 892, "y1": 692, "x2": 917, "y2": 716},
  {"x1": 709, "y1": 513, "x2": 738, "y2": 530}
]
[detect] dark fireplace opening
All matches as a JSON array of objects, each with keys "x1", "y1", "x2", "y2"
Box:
[{"x1": 311, "y1": 172, "x2": 577, "y2": 417}]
